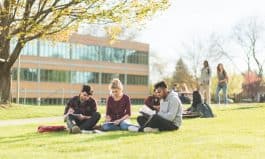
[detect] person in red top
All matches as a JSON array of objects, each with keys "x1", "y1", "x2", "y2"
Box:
[
  {"x1": 102, "y1": 78, "x2": 134, "y2": 131},
  {"x1": 144, "y1": 90, "x2": 160, "y2": 111},
  {"x1": 64, "y1": 85, "x2": 101, "y2": 133}
]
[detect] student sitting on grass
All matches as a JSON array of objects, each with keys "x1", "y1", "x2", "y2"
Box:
[
  {"x1": 101, "y1": 78, "x2": 135, "y2": 131},
  {"x1": 136, "y1": 89, "x2": 160, "y2": 129},
  {"x1": 129, "y1": 81, "x2": 183, "y2": 132},
  {"x1": 183, "y1": 91, "x2": 214, "y2": 118},
  {"x1": 64, "y1": 85, "x2": 101, "y2": 134}
]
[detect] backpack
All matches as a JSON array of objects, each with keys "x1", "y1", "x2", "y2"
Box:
[
  {"x1": 37, "y1": 125, "x2": 66, "y2": 133},
  {"x1": 197, "y1": 103, "x2": 214, "y2": 118}
]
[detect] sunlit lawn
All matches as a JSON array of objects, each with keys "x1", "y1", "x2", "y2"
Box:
[
  {"x1": 0, "y1": 104, "x2": 140, "y2": 120},
  {"x1": 0, "y1": 103, "x2": 265, "y2": 159},
  {"x1": 0, "y1": 104, "x2": 64, "y2": 120}
]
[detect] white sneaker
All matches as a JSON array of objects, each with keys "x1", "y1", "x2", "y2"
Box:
[
  {"x1": 81, "y1": 130, "x2": 94, "y2": 134},
  {"x1": 128, "y1": 125, "x2": 139, "y2": 132},
  {"x1": 93, "y1": 129, "x2": 104, "y2": 134},
  {"x1": 143, "y1": 127, "x2": 159, "y2": 133}
]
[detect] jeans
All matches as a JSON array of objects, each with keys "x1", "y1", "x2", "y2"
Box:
[
  {"x1": 215, "y1": 84, "x2": 228, "y2": 104},
  {"x1": 102, "y1": 120, "x2": 132, "y2": 131}
]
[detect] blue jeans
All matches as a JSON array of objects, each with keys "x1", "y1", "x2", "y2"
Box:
[
  {"x1": 215, "y1": 84, "x2": 228, "y2": 104},
  {"x1": 102, "y1": 120, "x2": 132, "y2": 131}
]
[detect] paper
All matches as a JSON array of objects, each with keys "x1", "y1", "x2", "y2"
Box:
[{"x1": 139, "y1": 105, "x2": 156, "y2": 116}]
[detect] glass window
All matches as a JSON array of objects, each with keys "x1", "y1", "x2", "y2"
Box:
[
  {"x1": 127, "y1": 75, "x2": 148, "y2": 85},
  {"x1": 131, "y1": 98, "x2": 144, "y2": 105},
  {"x1": 101, "y1": 47, "x2": 125, "y2": 63},
  {"x1": 101, "y1": 73, "x2": 125, "y2": 84},
  {"x1": 18, "y1": 68, "x2": 38, "y2": 81},
  {"x1": 39, "y1": 40, "x2": 70, "y2": 59},
  {"x1": 40, "y1": 69, "x2": 70, "y2": 83},
  {"x1": 71, "y1": 71, "x2": 99, "y2": 84},
  {"x1": 126, "y1": 50, "x2": 148, "y2": 65},
  {"x1": 101, "y1": 47, "x2": 112, "y2": 62},
  {"x1": 71, "y1": 44, "x2": 100, "y2": 61}
]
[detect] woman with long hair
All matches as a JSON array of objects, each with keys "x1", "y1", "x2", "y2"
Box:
[
  {"x1": 102, "y1": 78, "x2": 133, "y2": 131},
  {"x1": 200, "y1": 60, "x2": 212, "y2": 104},
  {"x1": 216, "y1": 63, "x2": 229, "y2": 104}
]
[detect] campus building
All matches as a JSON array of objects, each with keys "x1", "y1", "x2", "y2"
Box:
[{"x1": 11, "y1": 34, "x2": 149, "y2": 105}]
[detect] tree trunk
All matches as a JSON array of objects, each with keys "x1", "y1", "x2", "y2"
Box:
[{"x1": 0, "y1": 66, "x2": 11, "y2": 104}]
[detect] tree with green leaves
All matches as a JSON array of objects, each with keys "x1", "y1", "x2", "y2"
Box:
[{"x1": 0, "y1": 0, "x2": 170, "y2": 104}]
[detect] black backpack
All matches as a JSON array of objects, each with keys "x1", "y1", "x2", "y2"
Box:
[
  {"x1": 197, "y1": 103, "x2": 214, "y2": 118},
  {"x1": 191, "y1": 91, "x2": 214, "y2": 118}
]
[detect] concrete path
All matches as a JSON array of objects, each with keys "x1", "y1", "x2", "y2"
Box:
[{"x1": 0, "y1": 116, "x2": 63, "y2": 127}]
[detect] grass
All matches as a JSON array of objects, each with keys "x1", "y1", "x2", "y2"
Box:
[
  {"x1": 0, "y1": 103, "x2": 265, "y2": 159},
  {"x1": 0, "y1": 104, "x2": 64, "y2": 120},
  {"x1": 0, "y1": 104, "x2": 141, "y2": 120}
]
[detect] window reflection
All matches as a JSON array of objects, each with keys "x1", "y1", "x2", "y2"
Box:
[
  {"x1": 11, "y1": 39, "x2": 148, "y2": 65},
  {"x1": 101, "y1": 73, "x2": 125, "y2": 84},
  {"x1": 12, "y1": 68, "x2": 148, "y2": 86},
  {"x1": 39, "y1": 40, "x2": 70, "y2": 59}
]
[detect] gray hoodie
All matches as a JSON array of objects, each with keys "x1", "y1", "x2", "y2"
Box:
[{"x1": 158, "y1": 91, "x2": 183, "y2": 127}]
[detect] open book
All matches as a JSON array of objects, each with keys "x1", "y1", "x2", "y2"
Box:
[{"x1": 139, "y1": 105, "x2": 156, "y2": 116}]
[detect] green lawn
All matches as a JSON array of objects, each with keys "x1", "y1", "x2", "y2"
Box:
[
  {"x1": 0, "y1": 104, "x2": 64, "y2": 120},
  {"x1": 0, "y1": 103, "x2": 265, "y2": 159},
  {"x1": 0, "y1": 104, "x2": 140, "y2": 120}
]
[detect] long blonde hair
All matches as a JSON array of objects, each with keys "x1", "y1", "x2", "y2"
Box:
[{"x1": 109, "y1": 78, "x2": 123, "y2": 91}]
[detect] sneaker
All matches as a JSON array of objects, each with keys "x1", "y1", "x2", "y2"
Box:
[
  {"x1": 128, "y1": 125, "x2": 139, "y2": 132},
  {"x1": 143, "y1": 127, "x2": 159, "y2": 133},
  {"x1": 71, "y1": 125, "x2": 81, "y2": 134},
  {"x1": 81, "y1": 130, "x2": 94, "y2": 134},
  {"x1": 93, "y1": 129, "x2": 104, "y2": 134}
]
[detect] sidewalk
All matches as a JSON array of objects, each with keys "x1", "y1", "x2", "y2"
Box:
[{"x1": 0, "y1": 116, "x2": 63, "y2": 127}]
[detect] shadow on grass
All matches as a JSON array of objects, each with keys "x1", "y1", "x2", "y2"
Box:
[
  {"x1": 0, "y1": 131, "x2": 67, "y2": 144},
  {"x1": 0, "y1": 126, "x2": 180, "y2": 145},
  {"x1": 220, "y1": 105, "x2": 264, "y2": 111},
  {"x1": 92, "y1": 131, "x2": 145, "y2": 141},
  {"x1": 233, "y1": 105, "x2": 263, "y2": 110},
  {"x1": 0, "y1": 129, "x2": 147, "y2": 144}
]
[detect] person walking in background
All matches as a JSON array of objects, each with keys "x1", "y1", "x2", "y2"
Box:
[
  {"x1": 216, "y1": 63, "x2": 229, "y2": 104},
  {"x1": 200, "y1": 60, "x2": 212, "y2": 104},
  {"x1": 64, "y1": 85, "x2": 101, "y2": 134},
  {"x1": 102, "y1": 78, "x2": 134, "y2": 131}
]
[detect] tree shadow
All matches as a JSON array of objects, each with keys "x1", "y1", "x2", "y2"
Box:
[
  {"x1": 91, "y1": 131, "x2": 146, "y2": 141},
  {"x1": 0, "y1": 129, "x2": 147, "y2": 144},
  {"x1": 231, "y1": 105, "x2": 263, "y2": 110},
  {"x1": 220, "y1": 105, "x2": 264, "y2": 111},
  {"x1": 0, "y1": 131, "x2": 67, "y2": 144}
]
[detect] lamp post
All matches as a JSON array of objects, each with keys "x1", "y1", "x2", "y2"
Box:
[{"x1": 16, "y1": 55, "x2": 21, "y2": 104}]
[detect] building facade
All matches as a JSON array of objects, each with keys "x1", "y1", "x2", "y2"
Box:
[{"x1": 11, "y1": 34, "x2": 149, "y2": 105}]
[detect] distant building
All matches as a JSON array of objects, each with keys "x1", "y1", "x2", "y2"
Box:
[{"x1": 11, "y1": 34, "x2": 149, "y2": 105}]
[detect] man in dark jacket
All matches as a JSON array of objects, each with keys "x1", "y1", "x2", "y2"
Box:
[{"x1": 64, "y1": 85, "x2": 101, "y2": 134}]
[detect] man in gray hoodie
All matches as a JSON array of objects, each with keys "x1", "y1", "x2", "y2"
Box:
[{"x1": 138, "y1": 81, "x2": 183, "y2": 132}]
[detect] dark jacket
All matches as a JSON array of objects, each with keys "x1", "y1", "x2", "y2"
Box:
[{"x1": 64, "y1": 96, "x2": 97, "y2": 116}]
